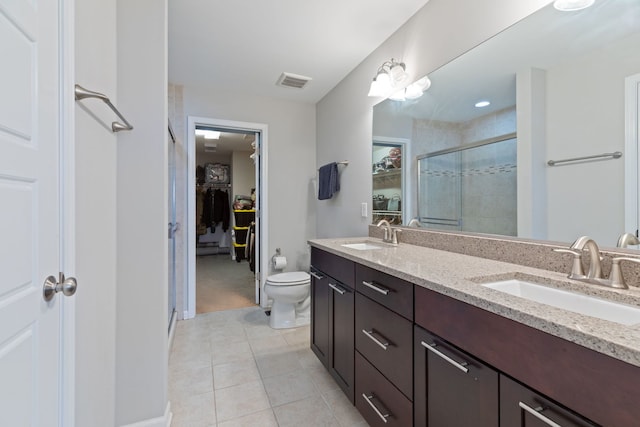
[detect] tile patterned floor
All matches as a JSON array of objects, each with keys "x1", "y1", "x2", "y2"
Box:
[{"x1": 169, "y1": 306, "x2": 368, "y2": 426}]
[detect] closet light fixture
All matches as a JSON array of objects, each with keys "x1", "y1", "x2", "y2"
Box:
[
  {"x1": 368, "y1": 58, "x2": 409, "y2": 97},
  {"x1": 553, "y1": 0, "x2": 595, "y2": 11},
  {"x1": 195, "y1": 129, "x2": 221, "y2": 139},
  {"x1": 475, "y1": 100, "x2": 491, "y2": 108}
]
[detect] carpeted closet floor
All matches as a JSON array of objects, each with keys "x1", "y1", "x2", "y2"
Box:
[{"x1": 196, "y1": 254, "x2": 257, "y2": 314}]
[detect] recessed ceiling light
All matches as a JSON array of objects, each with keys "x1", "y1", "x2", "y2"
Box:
[
  {"x1": 475, "y1": 101, "x2": 491, "y2": 108},
  {"x1": 195, "y1": 129, "x2": 220, "y2": 139},
  {"x1": 553, "y1": 0, "x2": 595, "y2": 11}
]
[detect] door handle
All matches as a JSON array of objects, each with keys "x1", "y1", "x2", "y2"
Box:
[{"x1": 43, "y1": 272, "x2": 78, "y2": 301}]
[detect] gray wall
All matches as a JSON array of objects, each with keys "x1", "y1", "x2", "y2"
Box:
[
  {"x1": 182, "y1": 86, "x2": 317, "y2": 273},
  {"x1": 316, "y1": 0, "x2": 551, "y2": 238},
  {"x1": 116, "y1": 0, "x2": 169, "y2": 425},
  {"x1": 74, "y1": 0, "x2": 117, "y2": 424}
]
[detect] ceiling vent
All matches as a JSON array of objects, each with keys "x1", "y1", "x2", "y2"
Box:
[
  {"x1": 204, "y1": 142, "x2": 217, "y2": 153},
  {"x1": 276, "y1": 72, "x2": 312, "y2": 89}
]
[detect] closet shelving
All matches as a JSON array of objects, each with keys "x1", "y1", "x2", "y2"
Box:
[{"x1": 232, "y1": 209, "x2": 255, "y2": 261}]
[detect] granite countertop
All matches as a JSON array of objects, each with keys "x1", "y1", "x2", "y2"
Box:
[{"x1": 308, "y1": 237, "x2": 640, "y2": 368}]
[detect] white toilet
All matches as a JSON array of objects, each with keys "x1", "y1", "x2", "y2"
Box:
[{"x1": 264, "y1": 271, "x2": 311, "y2": 329}]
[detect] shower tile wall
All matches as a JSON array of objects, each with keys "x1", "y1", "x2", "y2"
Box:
[{"x1": 415, "y1": 107, "x2": 517, "y2": 236}]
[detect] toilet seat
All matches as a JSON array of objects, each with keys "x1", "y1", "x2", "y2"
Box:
[{"x1": 266, "y1": 271, "x2": 310, "y2": 286}]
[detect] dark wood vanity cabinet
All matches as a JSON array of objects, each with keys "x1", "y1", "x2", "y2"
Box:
[
  {"x1": 354, "y1": 264, "x2": 414, "y2": 426},
  {"x1": 500, "y1": 376, "x2": 598, "y2": 427},
  {"x1": 310, "y1": 248, "x2": 356, "y2": 403},
  {"x1": 414, "y1": 326, "x2": 499, "y2": 427},
  {"x1": 309, "y1": 247, "x2": 640, "y2": 427}
]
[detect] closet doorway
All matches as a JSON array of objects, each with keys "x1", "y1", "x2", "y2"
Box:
[{"x1": 186, "y1": 117, "x2": 268, "y2": 318}]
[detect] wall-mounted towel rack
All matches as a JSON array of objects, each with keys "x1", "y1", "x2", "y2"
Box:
[
  {"x1": 547, "y1": 151, "x2": 622, "y2": 166},
  {"x1": 337, "y1": 160, "x2": 349, "y2": 166},
  {"x1": 74, "y1": 84, "x2": 134, "y2": 132}
]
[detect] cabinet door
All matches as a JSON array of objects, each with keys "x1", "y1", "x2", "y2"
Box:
[
  {"x1": 500, "y1": 376, "x2": 598, "y2": 427},
  {"x1": 310, "y1": 268, "x2": 329, "y2": 367},
  {"x1": 415, "y1": 326, "x2": 499, "y2": 427},
  {"x1": 328, "y1": 278, "x2": 355, "y2": 403}
]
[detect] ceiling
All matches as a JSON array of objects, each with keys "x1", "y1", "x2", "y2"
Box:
[
  {"x1": 195, "y1": 129, "x2": 255, "y2": 157},
  {"x1": 168, "y1": 0, "x2": 431, "y2": 104},
  {"x1": 376, "y1": 0, "x2": 640, "y2": 123}
]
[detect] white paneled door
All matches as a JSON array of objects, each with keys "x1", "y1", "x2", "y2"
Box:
[{"x1": 0, "y1": 0, "x2": 65, "y2": 425}]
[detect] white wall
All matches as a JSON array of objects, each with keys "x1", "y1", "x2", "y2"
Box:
[
  {"x1": 181, "y1": 87, "x2": 316, "y2": 272},
  {"x1": 74, "y1": 0, "x2": 117, "y2": 425},
  {"x1": 232, "y1": 151, "x2": 256, "y2": 200},
  {"x1": 316, "y1": 0, "x2": 551, "y2": 238},
  {"x1": 115, "y1": 0, "x2": 169, "y2": 425},
  {"x1": 545, "y1": 33, "x2": 640, "y2": 247}
]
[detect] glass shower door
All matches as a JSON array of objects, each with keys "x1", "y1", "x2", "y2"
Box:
[{"x1": 168, "y1": 126, "x2": 177, "y2": 330}]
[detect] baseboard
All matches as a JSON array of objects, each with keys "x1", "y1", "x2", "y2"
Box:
[{"x1": 119, "y1": 401, "x2": 171, "y2": 427}]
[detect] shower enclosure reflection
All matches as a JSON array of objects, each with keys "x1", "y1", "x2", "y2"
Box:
[{"x1": 418, "y1": 136, "x2": 517, "y2": 235}]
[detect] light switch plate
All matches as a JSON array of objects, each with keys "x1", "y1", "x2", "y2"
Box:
[{"x1": 361, "y1": 202, "x2": 368, "y2": 218}]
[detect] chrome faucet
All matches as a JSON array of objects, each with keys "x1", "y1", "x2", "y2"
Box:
[
  {"x1": 569, "y1": 236, "x2": 603, "y2": 280},
  {"x1": 376, "y1": 219, "x2": 400, "y2": 245},
  {"x1": 617, "y1": 232, "x2": 640, "y2": 248},
  {"x1": 407, "y1": 218, "x2": 422, "y2": 228},
  {"x1": 554, "y1": 236, "x2": 640, "y2": 289}
]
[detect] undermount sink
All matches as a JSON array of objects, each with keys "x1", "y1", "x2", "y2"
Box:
[
  {"x1": 482, "y1": 279, "x2": 640, "y2": 326},
  {"x1": 341, "y1": 242, "x2": 384, "y2": 250}
]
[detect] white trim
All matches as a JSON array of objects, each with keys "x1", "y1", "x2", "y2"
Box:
[
  {"x1": 186, "y1": 117, "x2": 268, "y2": 318},
  {"x1": 624, "y1": 73, "x2": 640, "y2": 236},
  {"x1": 60, "y1": 0, "x2": 76, "y2": 425},
  {"x1": 119, "y1": 401, "x2": 172, "y2": 427},
  {"x1": 372, "y1": 136, "x2": 411, "y2": 224}
]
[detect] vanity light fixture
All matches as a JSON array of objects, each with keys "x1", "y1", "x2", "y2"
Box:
[
  {"x1": 475, "y1": 100, "x2": 491, "y2": 108},
  {"x1": 553, "y1": 0, "x2": 595, "y2": 11},
  {"x1": 367, "y1": 58, "x2": 409, "y2": 97},
  {"x1": 388, "y1": 76, "x2": 432, "y2": 101}
]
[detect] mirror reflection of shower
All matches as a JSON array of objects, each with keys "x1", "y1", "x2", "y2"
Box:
[{"x1": 418, "y1": 136, "x2": 517, "y2": 236}]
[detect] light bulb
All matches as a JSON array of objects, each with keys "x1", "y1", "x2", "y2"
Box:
[
  {"x1": 553, "y1": 0, "x2": 595, "y2": 11},
  {"x1": 389, "y1": 89, "x2": 406, "y2": 101}
]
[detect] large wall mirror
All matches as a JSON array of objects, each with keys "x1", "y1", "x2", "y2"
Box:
[{"x1": 373, "y1": 0, "x2": 640, "y2": 248}]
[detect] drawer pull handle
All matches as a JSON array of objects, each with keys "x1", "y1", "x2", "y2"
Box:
[
  {"x1": 310, "y1": 271, "x2": 324, "y2": 280},
  {"x1": 362, "y1": 329, "x2": 390, "y2": 350},
  {"x1": 518, "y1": 402, "x2": 562, "y2": 427},
  {"x1": 328, "y1": 282, "x2": 346, "y2": 295},
  {"x1": 362, "y1": 280, "x2": 390, "y2": 295},
  {"x1": 421, "y1": 341, "x2": 469, "y2": 373},
  {"x1": 362, "y1": 393, "x2": 390, "y2": 423}
]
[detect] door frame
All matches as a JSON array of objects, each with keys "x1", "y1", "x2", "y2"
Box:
[
  {"x1": 624, "y1": 73, "x2": 640, "y2": 236},
  {"x1": 60, "y1": 0, "x2": 76, "y2": 424},
  {"x1": 186, "y1": 116, "x2": 268, "y2": 319},
  {"x1": 372, "y1": 136, "x2": 411, "y2": 225}
]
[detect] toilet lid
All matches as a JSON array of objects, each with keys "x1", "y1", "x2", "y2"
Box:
[{"x1": 266, "y1": 271, "x2": 310, "y2": 286}]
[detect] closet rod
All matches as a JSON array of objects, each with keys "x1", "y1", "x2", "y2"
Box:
[{"x1": 74, "y1": 84, "x2": 134, "y2": 132}]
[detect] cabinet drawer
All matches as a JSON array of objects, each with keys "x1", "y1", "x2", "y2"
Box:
[
  {"x1": 355, "y1": 264, "x2": 413, "y2": 320},
  {"x1": 355, "y1": 351, "x2": 412, "y2": 427},
  {"x1": 311, "y1": 248, "x2": 355, "y2": 288},
  {"x1": 355, "y1": 293, "x2": 413, "y2": 398},
  {"x1": 500, "y1": 376, "x2": 598, "y2": 427}
]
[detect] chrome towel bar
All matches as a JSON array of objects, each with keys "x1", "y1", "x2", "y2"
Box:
[
  {"x1": 547, "y1": 151, "x2": 621, "y2": 166},
  {"x1": 74, "y1": 84, "x2": 133, "y2": 132}
]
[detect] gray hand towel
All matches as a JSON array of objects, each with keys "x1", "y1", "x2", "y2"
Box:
[{"x1": 318, "y1": 162, "x2": 339, "y2": 200}]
